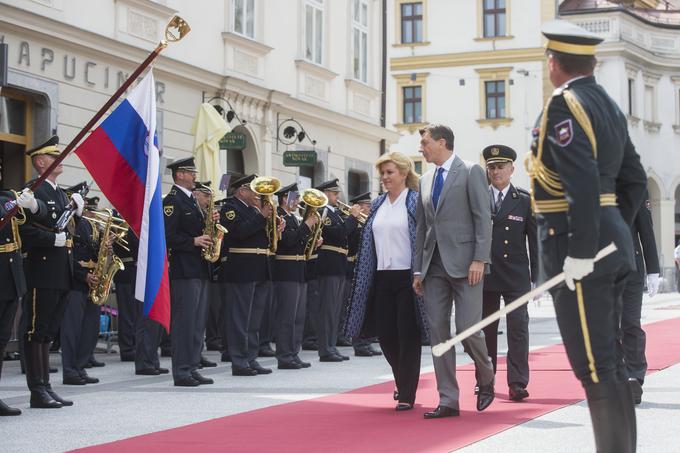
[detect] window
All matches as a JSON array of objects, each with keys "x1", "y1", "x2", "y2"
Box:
[
  {"x1": 483, "y1": 0, "x2": 506, "y2": 38},
  {"x1": 402, "y1": 86, "x2": 422, "y2": 124},
  {"x1": 347, "y1": 170, "x2": 369, "y2": 200},
  {"x1": 352, "y1": 0, "x2": 369, "y2": 83},
  {"x1": 305, "y1": 0, "x2": 324, "y2": 64},
  {"x1": 485, "y1": 80, "x2": 506, "y2": 119},
  {"x1": 644, "y1": 85, "x2": 654, "y2": 122},
  {"x1": 400, "y1": 2, "x2": 423, "y2": 44},
  {"x1": 628, "y1": 78, "x2": 635, "y2": 116},
  {"x1": 233, "y1": 0, "x2": 255, "y2": 39}
]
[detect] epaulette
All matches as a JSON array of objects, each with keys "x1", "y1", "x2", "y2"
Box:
[{"x1": 515, "y1": 186, "x2": 530, "y2": 196}]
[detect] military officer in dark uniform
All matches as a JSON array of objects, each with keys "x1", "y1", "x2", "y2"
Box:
[
  {"x1": 481, "y1": 145, "x2": 537, "y2": 401},
  {"x1": 623, "y1": 193, "x2": 659, "y2": 404},
  {"x1": 301, "y1": 208, "x2": 320, "y2": 352},
  {"x1": 528, "y1": 22, "x2": 647, "y2": 452},
  {"x1": 273, "y1": 183, "x2": 315, "y2": 369},
  {"x1": 219, "y1": 174, "x2": 274, "y2": 376},
  {"x1": 20, "y1": 135, "x2": 84, "y2": 408},
  {"x1": 315, "y1": 179, "x2": 361, "y2": 362},
  {"x1": 163, "y1": 157, "x2": 215, "y2": 386},
  {"x1": 0, "y1": 158, "x2": 43, "y2": 415},
  {"x1": 60, "y1": 193, "x2": 103, "y2": 386}
]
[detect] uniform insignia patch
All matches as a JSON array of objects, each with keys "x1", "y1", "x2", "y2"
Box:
[
  {"x1": 645, "y1": 199, "x2": 651, "y2": 211},
  {"x1": 554, "y1": 119, "x2": 573, "y2": 147},
  {"x1": 324, "y1": 217, "x2": 332, "y2": 226},
  {"x1": 47, "y1": 200, "x2": 55, "y2": 204},
  {"x1": 3, "y1": 200, "x2": 15, "y2": 211},
  {"x1": 164, "y1": 206, "x2": 174, "y2": 217},
  {"x1": 512, "y1": 191, "x2": 518, "y2": 199},
  {"x1": 225, "y1": 210, "x2": 236, "y2": 220},
  {"x1": 508, "y1": 215, "x2": 524, "y2": 222},
  {"x1": 491, "y1": 147, "x2": 500, "y2": 156}
]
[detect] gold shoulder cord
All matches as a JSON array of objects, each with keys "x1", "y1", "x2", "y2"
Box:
[
  {"x1": 9, "y1": 190, "x2": 26, "y2": 249},
  {"x1": 562, "y1": 90, "x2": 597, "y2": 158}
]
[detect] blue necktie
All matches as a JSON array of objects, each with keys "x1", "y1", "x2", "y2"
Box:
[{"x1": 432, "y1": 167, "x2": 445, "y2": 209}]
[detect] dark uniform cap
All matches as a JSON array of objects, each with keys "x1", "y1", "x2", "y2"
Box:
[
  {"x1": 275, "y1": 182, "x2": 299, "y2": 196},
  {"x1": 166, "y1": 157, "x2": 198, "y2": 173},
  {"x1": 230, "y1": 174, "x2": 257, "y2": 189},
  {"x1": 542, "y1": 20, "x2": 603, "y2": 56},
  {"x1": 85, "y1": 196, "x2": 100, "y2": 209},
  {"x1": 349, "y1": 192, "x2": 371, "y2": 204},
  {"x1": 64, "y1": 181, "x2": 88, "y2": 196},
  {"x1": 26, "y1": 135, "x2": 60, "y2": 158},
  {"x1": 483, "y1": 145, "x2": 517, "y2": 165},
  {"x1": 194, "y1": 181, "x2": 212, "y2": 194},
  {"x1": 315, "y1": 178, "x2": 341, "y2": 192}
]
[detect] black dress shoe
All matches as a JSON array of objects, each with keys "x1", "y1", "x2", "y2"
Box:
[
  {"x1": 336, "y1": 337, "x2": 352, "y2": 347},
  {"x1": 206, "y1": 343, "x2": 222, "y2": 351},
  {"x1": 368, "y1": 345, "x2": 383, "y2": 356},
  {"x1": 250, "y1": 362, "x2": 273, "y2": 374},
  {"x1": 629, "y1": 378, "x2": 643, "y2": 405},
  {"x1": 258, "y1": 346, "x2": 276, "y2": 357},
  {"x1": 424, "y1": 405, "x2": 459, "y2": 419},
  {"x1": 174, "y1": 377, "x2": 200, "y2": 387},
  {"x1": 477, "y1": 384, "x2": 495, "y2": 411},
  {"x1": 45, "y1": 387, "x2": 73, "y2": 406},
  {"x1": 0, "y1": 399, "x2": 22, "y2": 416},
  {"x1": 156, "y1": 367, "x2": 169, "y2": 374},
  {"x1": 339, "y1": 354, "x2": 350, "y2": 361},
  {"x1": 88, "y1": 358, "x2": 105, "y2": 368},
  {"x1": 63, "y1": 376, "x2": 87, "y2": 385},
  {"x1": 301, "y1": 342, "x2": 318, "y2": 351},
  {"x1": 80, "y1": 375, "x2": 99, "y2": 384},
  {"x1": 221, "y1": 353, "x2": 231, "y2": 362},
  {"x1": 509, "y1": 384, "x2": 529, "y2": 401},
  {"x1": 136, "y1": 368, "x2": 161, "y2": 376},
  {"x1": 278, "y1": 362, "x2": 303, "y2": 370},
  {"x1": 319, "y1": 354, "x2": 344, "y2": 362},
  {"x1": 293, "y1": 356, "x2": 311, "y2": 368},
  {"x1": 30, "y1": 390, "x2": 63, "y2": 409},
  {"x1": 200, "y1": 357, "x2": 217, "y2": 368},
  {"x1": 191, "y1": 372, "x2": 214, "y2": 384},
  {"x1": 232, "y1": 366, "x2": 258, "y2": 376},
  {"x1": 354, "y1": 347, "x2": 373, "y2": 357},
  {"x1": 396, "y1": 403, "x2": 413, "y2": 411}
]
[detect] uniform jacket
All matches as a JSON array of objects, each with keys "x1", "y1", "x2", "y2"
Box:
[
  {"x1": 316, "y1": 206, "x2": 358, "y2": 277},
  {"x1": 73, "y1": 217, "x2": 98, "y2": 294},
  {"x1": 218, "y1": 196, "x2": 270, "y2": 283},
  {"x1": 113, "y1": 229, "x2": 139, "y2": 285},
  {"x1": 532, "y1": 76, "x2": 647, "y2": 283},
  {"x1": 163, "y1": 184, "x2": 210, "y2": 280},
  {"x1": 632, "y1": 194, "x2": 659, "y2": 279},
  {"x1": 20, "y1": 181, "x2": 74, "y2": 290},
  {"x1": 346, "y1": 223, "x2": 361, "y2": 279},
  {"x1": 344, "y1": 189, "x2": 428, "y2": 341},
  {"x1": 483, "y1": 184, "x2": 537, "y2": 293},
  {"x1": 415, "y1": 154, "x2": 492, "y2": 279},
  {"x1": 274, "y1": 206, "x2": 311, "y2": 282}
]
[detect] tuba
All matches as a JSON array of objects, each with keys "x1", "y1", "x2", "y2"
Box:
[
  {"x1": 301, "y1": 188, "x2": 328, "y2": 260},
  {"x1": 250, "y1": 176, "x2": 281, "y2": 253},
  {"x1": 88, "y1": 209, "x2": 127, "y2": 306},
  {"x1": 201, "y1": 186, "x2": 228, "y2": 263}
]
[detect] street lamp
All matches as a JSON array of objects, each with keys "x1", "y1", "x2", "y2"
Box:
[{"x1": 201, "y1": 93, "x2": 247, "y2": 126}]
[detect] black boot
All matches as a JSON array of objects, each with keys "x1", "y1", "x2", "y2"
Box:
[
  {"x1": 584, "y1": 380, "x2": 636, "y2": 453},
  {"x1": 41, "y1": 343, "x2": 72, "y2": 406},
  {"x1": 0, "y1": 345, "x2": 21, "y2": 416},
  {"x1": 25, "y1": 340, "x2": 62, "y2": 409}
]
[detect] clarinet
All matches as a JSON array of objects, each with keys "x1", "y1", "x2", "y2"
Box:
[{"x1": 56, "y1": 182, "x2": 90, "y2": 232}]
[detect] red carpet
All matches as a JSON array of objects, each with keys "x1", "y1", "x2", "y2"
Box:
[{"x1": 75, "y1": 316, "x2": 680, "y2": 453}]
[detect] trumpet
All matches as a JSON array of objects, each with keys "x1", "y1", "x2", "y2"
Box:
[
  {"x1": 85, "y1": 211, "x2": 130, "y2": 251},
  {"x1": 301, "y1": 188, "x2": 328, "y2": 260},
  {"x1": 336, "y1": 200, "x2": 367, "y2": 224},
  {"x1": 250, "y1": 176, "x2": 282, "y2": 253}
]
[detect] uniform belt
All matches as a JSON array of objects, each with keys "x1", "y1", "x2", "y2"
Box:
[
  {"x1": 228, "y1": 247, "x2": 273, "y2": 256},
  {"x1": 0, "y1": 242, "x2": 19, "y2": 253},
  {"x1": 275, "y1": 254, "x2": 306, "y2": 261},
  {"x1": 319, "y1": 245, "x2": 349, "y2": 256},
  {"x1": 534, "y1": 193, "x2": 617, "y2": 214},
  {"x1": 347, "y1": 255, "x2": 357, "y2": 263},
  {"x1": 120, "y1": 257, "x2": 135, "y2": 263}
]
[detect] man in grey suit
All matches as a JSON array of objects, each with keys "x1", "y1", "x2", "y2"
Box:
[{"x1": 413, "y1": 123, "x2": 495, "y2": 419}]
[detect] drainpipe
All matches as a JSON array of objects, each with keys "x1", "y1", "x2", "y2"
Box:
[{"x1": 380, "y1": 0, "x2": 387, "y2": 156}]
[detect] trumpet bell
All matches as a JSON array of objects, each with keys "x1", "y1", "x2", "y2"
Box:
[
  {"x1": 250, "y1": 176, "x2": 281, "y2": 196},
  {"x1": 301, "y1": 188, "x2": 328, "y2": 209}
]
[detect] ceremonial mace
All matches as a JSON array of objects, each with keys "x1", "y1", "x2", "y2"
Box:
[
  {"x1": 431, "y1": 242, "x2": 618, "y2": 357},
  {"x1": 0, "y1": 16, "x2": 191, "y2": 231}
]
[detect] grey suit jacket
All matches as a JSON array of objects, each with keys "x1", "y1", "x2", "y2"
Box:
[{"x1": 415, "y1": 154, "x2": 492, "y2": 279}]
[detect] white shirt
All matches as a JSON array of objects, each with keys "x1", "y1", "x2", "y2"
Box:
[
  {"x1": 372, "y1": 188, "x2": 411, "y2": 271},
  {"x1": 46, "y1": 179, "x2": 58, "y2": 190},
  {"x1": 174, "y1": 184, "x2": 193, "y2": 199}
]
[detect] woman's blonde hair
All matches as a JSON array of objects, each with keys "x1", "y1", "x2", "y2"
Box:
[{"x1": 375, "y1": 151, "x2": 420, "y2": 191}]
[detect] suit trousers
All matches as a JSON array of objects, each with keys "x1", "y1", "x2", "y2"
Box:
[
  {"x1": 374, "y1": 270, "x2": 422, "y2": 405},
  {"x1": 60, "y1": 290, "x2": 100, "y2": 379},
  {"x1": 274, "y1": 281, "x2": 304, "y2": 365},
  {"x1": 224, "y1": 281, "x2": 268, "y2": 369},
  {"x1": 317, "y1": 275, "x2": 346, "y2": 358},
  {"x1": 0, "y1": 298, "x2": 19, "y2": 349},
  {"x1": 482, "y1": 290, "x2": 529, "y2": 387},
  {"x1": 135, "y1": 315, "x2": 163, "y2": 372},
  {"x1": 619, "y1": 272, "x2": 647, "y2": 383},
  {"x1": 302, "y1": 279, "x2": 319, "y2": 345},
  {"x1": 170, "y1": 278, "x2": 209, "y2": 380},
  {"x1": 423, "y1": 250, "x2": 494, "y2": 408},
  {"x1": 23, "y1": 288, "x2": 69, "y2": 343},
  {"x1": 205, "y1": 282, "x2": 223, "y2": 350},
  {"x1": 116, "y1": 283, "x2": 138, "y2": 358}
]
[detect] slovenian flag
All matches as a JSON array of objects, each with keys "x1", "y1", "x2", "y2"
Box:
[{"x1": 75, "y1": 71, "x2": 170, "y2": 331}]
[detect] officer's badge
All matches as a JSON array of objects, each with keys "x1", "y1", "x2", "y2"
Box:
[
  {"x1": 645, "y1": 199, "x2": 652, "y2": 211},
  {"x1": 225, "y1": 210, "x2": 236, "y2": 220},
  {"x1": 554, "y1": 119, "x2": 573, "y2": 147},
  {"x1": 52, "y1": 212, "x2": 57, "y2": 219},
  {"x1": 512, "y1": 191, "x2": 518, "y2": 199},
  {"x1": 324, "y1": 217, "x2": 332, "y2": 226},
  {"x1": 491, "y1": 147, "x2": 500, "y2": 156},
  {"x1": 164, "y1": 206, "x2": 174, "y2": 217}
]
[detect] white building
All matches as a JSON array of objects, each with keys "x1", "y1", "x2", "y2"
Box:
[{"x1": 0, "y1": 0, "x2": 398, "y2": 201}]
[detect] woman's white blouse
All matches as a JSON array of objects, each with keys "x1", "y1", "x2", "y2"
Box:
[{"x1": 372, "y1": 188, "x2": 411, "y2": 271}]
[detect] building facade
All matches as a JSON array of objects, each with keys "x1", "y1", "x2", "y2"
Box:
[{"x1": 0, "y1": 0, "x2": 398, "y2": 201}]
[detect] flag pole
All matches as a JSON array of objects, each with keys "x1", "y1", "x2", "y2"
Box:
[{"x1": 0, "y1": 15, "x2": 190, "y2": 230}]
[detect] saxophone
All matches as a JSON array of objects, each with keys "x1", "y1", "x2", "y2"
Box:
[
  {"x1": 89, "y1": 209, "x2": 126, "y2": 305},
  {"x1": 201, "y1": 186, "x2": 228, "y2": 263}
]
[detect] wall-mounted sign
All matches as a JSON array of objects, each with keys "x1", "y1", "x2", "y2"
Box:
[
  {"x1": 219, "y1": 132, "x2": 246, "y2": 150},
  {"x1": 283, "y1": 150, "x2": 317, "y2": 167}
]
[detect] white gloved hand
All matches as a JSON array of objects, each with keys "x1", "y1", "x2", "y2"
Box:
[
  {"x1": 647, "y1": 273, "x2": 660, "y2": 298},
  {"x1": 17, "y1": 188, "x2": 39, "y2": 214},
  {"x1": 54, "y1": 232, "x2": 67, "y2": 247},
  {"x1": 71, "y1": 193, "x2": 84, "y2": 217},
  {"x1": 562, "y1": 256, "x2": 594, "y2": 291}
]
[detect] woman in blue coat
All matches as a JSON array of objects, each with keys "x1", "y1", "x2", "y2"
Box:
[{"x1": 344, "y1": 151, "x2": 428, "y2": 411}]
